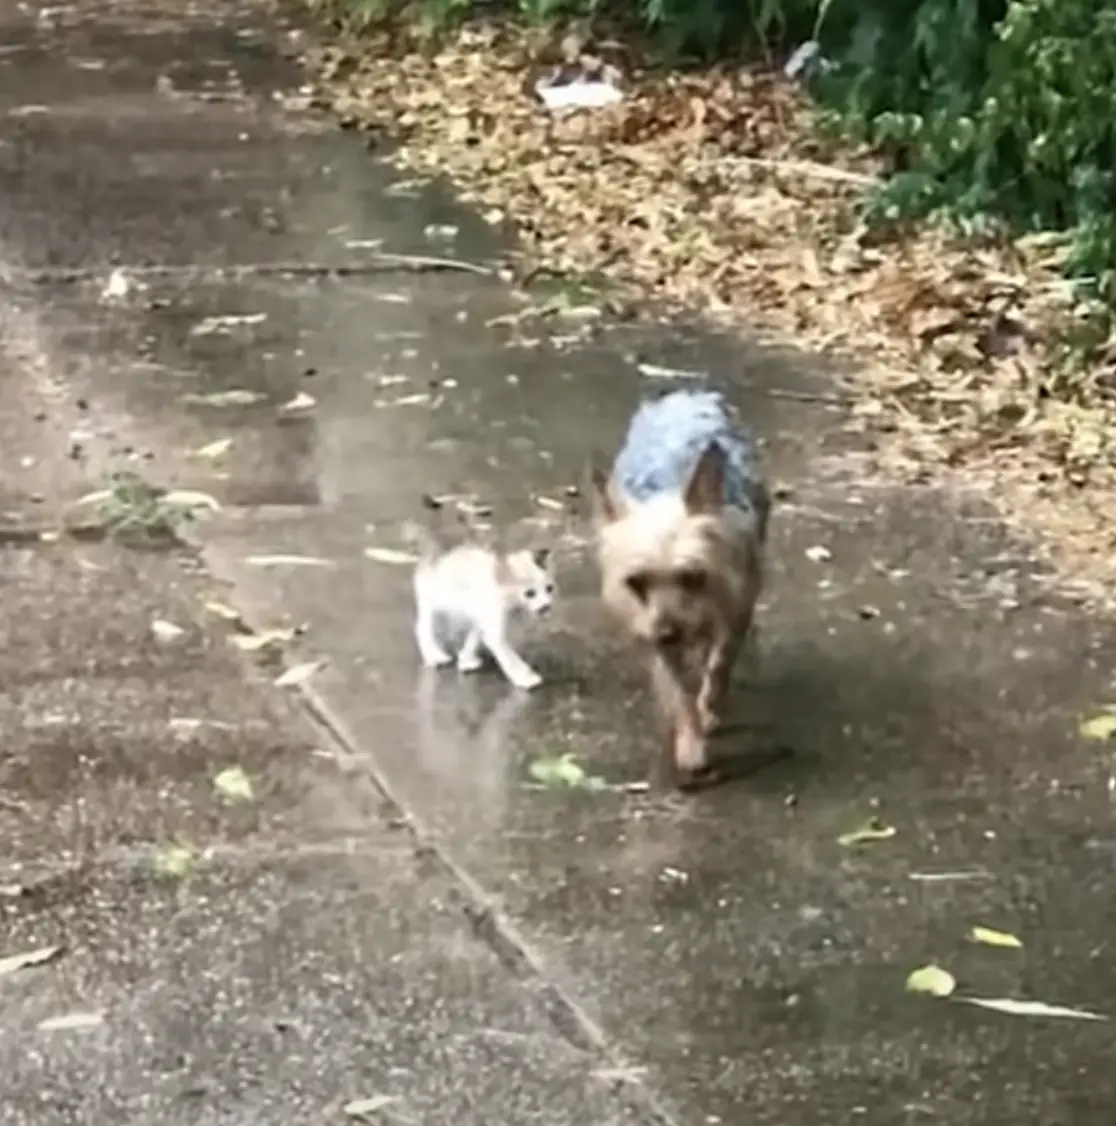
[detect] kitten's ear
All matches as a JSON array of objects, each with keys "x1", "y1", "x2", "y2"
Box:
[
  {"x1": 683, "y1": 442, "x2": 726, "y2": 514},
  {"x1": 587, "y1": 453, "x2": 626, "y2": 525},
  {"x1": 532, "y1": 547, "x2": 551, "y2": 570}
]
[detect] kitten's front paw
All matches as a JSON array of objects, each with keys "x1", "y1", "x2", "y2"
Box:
[
  {"x1": 511, "y1": 669, "x2": 543, "y2": 691},
  {"x1": 457, "y1": 652, "x2": 484, "y2": 673}
]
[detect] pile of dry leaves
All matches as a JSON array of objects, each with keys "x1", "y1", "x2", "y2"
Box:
[{"x1": 297, "y1": 20, "x2": 1116, "y2": 603}]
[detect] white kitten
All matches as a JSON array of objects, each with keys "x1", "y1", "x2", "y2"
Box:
[{"x1": 403, "y1": 521, "x2": 556, "y2": 691}]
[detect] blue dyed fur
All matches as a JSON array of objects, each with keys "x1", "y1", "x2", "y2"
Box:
[{"x1": 611, "y1": 390, "x2": 770, "y2": 539}]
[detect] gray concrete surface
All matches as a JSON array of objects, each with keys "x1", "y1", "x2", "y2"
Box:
[{"x1": 4, "y1": 1, "x2": 1116, "y2": 1124}]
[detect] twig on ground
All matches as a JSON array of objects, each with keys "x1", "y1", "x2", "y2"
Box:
[{"x1": 718, "y1": 155, "x2": 879, "y2": 186}]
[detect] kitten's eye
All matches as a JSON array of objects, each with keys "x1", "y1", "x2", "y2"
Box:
[
  {"x1": 524, "y1": 589, "x2": 536, "y2": 599},
  {"x1": 678, "y1": 569, "x2": 707, "y2": 593},
  {"x1": 625, "y1": 573, "x2": 649, "y2": 602},
  {"x1": 544, "y1": 584, "x2": 554, "y2": 595}
]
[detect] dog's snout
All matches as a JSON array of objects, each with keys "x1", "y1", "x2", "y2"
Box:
[{"x1": 652, "y1": 621, "x2": 683, "y2": 647}]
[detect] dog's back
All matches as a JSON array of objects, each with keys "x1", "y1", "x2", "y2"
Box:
[{"x1": 611, "y1": 389, "x2": 770, "y2": 542}]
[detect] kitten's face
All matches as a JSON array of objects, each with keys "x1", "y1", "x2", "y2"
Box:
[{"x1": 504, "y1": 549, "x2": 556, "y2": 617}]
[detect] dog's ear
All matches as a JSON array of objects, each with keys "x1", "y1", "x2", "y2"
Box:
[
  {"x1": 683, "y1": 442, "x2": 726, "y2": 514},
  {"x1": 587, "y1": 453, "x2": 626, "y2": 524}
]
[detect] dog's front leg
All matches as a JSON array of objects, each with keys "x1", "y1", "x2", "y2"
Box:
[
  {"x1": 697, "y1": 617, "x2": 747, "y2": 735},
  {"x1": 650, "y1": 652, "x2": 708, "y2": 779}
]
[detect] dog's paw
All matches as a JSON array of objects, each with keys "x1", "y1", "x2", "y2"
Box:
[
  {"x1": 510, "y1": 669, "x2": 543, "y2": 691},
  {"x1": 420, "y1": 648, "x2": 453, "y2": 669},
  {"x1": 673, "y1": 727, "x2": 709, "y2": 773},
  {"x1": 456, "y1": 652, "x2": 484, "y2": 673}
]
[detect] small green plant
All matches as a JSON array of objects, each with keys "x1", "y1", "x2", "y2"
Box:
[
  {"x1": 527, "y1": 752, "x2": 608, "y2": 792},
  {"x1": 74, "y1": 470, "x2": 219, "y2": 543}
]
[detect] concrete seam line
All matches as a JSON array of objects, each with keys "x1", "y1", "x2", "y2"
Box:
[{"x1": 6, "y1": 255, "x2": 497, "y2": 285}]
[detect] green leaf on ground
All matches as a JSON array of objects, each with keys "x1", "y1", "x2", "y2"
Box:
[
  {"x1": 905, "y1": 964, "x2": 956, "y2": 998},
  {"x1": 1079, "y1": 712, "x2": 1116, "y2": 741},
  {"x1": 0, "y1": 945, "x2": 63, "y2": 977},
  {"x1": 970, "y1": 925, "x2": 1023, "y2": 949},
  {"x1": 213, "y1": 765, "x2": 254, "y2": 804},
  {"x1": 528, "y1": 753, "x2": 607, "y2": 792},
  {"x1": 958, "y1": 997, "x2": 1107, "y2": 1021},
  {"x1": 154, "y1": 843, "x2": 198, "y2": 880},
  {"x1": 837, "y1": 818, "x2": 897, "y2": 847}
]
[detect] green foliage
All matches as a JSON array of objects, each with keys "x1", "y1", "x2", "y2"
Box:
[{"x1": 813, "y1": 0, "x2": 1116, "y2": 304}]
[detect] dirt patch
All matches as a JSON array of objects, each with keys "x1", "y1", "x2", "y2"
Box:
[{"x1": 294, "y1": 19, "x2": 1116, "y2": 606}]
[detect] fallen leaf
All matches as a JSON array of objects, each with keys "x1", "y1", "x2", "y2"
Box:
[
  {"x1": 381, "y1": 393, "x2": 431, "y2": 407},
  {"x1": 194, "y1": 437, "x2": 233, "y2": 460},
  {"x1": 37, "y1": 1011, "x2": 105, "y2": 1033},
  {"x1": 213, "y1": 765, "x2": 254, "y2": 804},
  {"x1": 343, "y1": 1095, "x2": 398, "y2": 1119},
  {"x1": 528, "y1": 753, "x2": 608, "y2": 792},
  {"x1": 244, "y1": 554, "x2": 335, "y2": 568},
  {"x1": 169, "y1": 717, "x2": 205, "y2": 733},
  {"x1": 154, "y1": 843, "x2": 197, "y2": 879},
  {"x1": 162, "y1": 490, "x2": 222, "y2": 512},
  {"x1": 0, "y1": 945, "x2": 63, "y2": 977},
  {"x1": 274, "y1": 659, "x2": 325, "y2": 688},
  {"x1": 189, "y1": 313, "x2": 267, "y2": 336},
  {"x1": 837, "y1": 818, "x2": 896, "y2": 847},
  {"x1": 805, "y1": 544, "x2": 833, "y2": 563},
  {"x1": 534, "y1": 496, "x2": 565, "y2": 511},
  {"x1": 591, "y1": 1065, "x2": 649, "y2": 1083},
  {"x1": 73, "y1": 488, "x2": 113, "y2": 507},
  {"x1": 957, "y1": 996, "x2": 1107, "y2": 1021},
  {"x1": 908, "y1": 870, "x2": 991, "y2": 882},
  {"x1": 905, "y1": 964, "x2": 956, "y2": 998},
  {"x1": 151, "y1": 619, "x2": 185, "y2": 642},
  {"x1": 183, "y1": 389, "x2": 266, "y2": 408},
  {"x1": 1079, "y1": 712, "x2": 1116, "y2": 741},
  {"x1": 364, "y1": 547, "x2": 419, "y2": 566},
  {"x1": 229, "y1": 628, "x2": 296, "y2": 653},
  {"x1": 170, "y1": 717, "x2": 235, "y2": 736},
  {"x1": 101, "y1": 268, "x2": 132, "y2": 301},
  {"x1": 970, "y1": 926, "x2": 1023, "y2": 949},
  {"x1": 279, "y1": 390, "x2": 316, "y2": 414},
  {"x1": 636, "y1": 361, "x2": 704, "y2": 380},
  {"x1": 204, "y1": 600, "x2": 242, "y2": 622}
]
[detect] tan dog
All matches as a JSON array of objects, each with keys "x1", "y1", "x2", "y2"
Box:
[{"x1": 590, "y1": 389, "x2": 770, "y2": 786}]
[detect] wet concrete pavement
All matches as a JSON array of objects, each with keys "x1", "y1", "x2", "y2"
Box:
[{"x1": 4, "y1": 1, "x2": 1116, "y2": 1123}]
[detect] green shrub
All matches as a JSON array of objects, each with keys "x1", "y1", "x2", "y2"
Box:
[{"x1": 813, "y1": 0, "x2": 1116, "y2": 302}]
